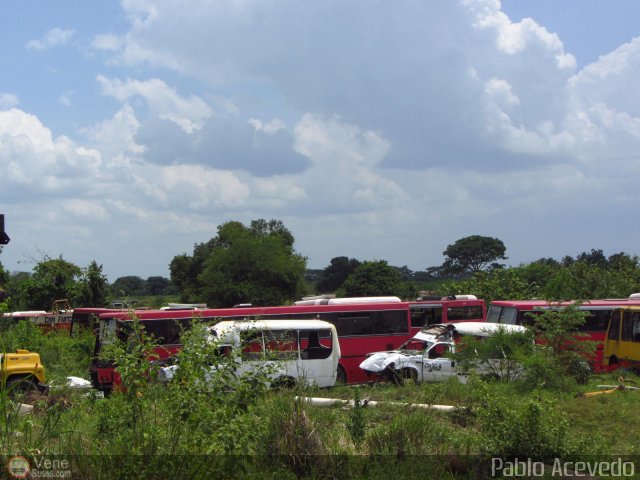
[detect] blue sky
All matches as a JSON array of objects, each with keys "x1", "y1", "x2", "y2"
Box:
[{"x1": 1, "y1": 0, "x2": 640, "y2": 282}]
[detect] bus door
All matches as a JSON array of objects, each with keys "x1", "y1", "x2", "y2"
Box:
[{"x1": 605, "y1": 309, "x2": 640, "y2": 366}]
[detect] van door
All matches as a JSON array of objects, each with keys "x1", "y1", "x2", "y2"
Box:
[
  {"x1": 298, "y1": 328, "x2": 336, "y2": 387},
  {"x1": 422, "y1": 342, "x2": 455, "y2": 382}
]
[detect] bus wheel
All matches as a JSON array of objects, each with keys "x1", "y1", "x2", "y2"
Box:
[{"x1": 336, "y1": 365, "x2": 347, "y2": 385}]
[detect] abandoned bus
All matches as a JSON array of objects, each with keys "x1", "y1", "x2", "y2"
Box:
[
  {"x1": 486, "y1": 296, "x2": 640, "y2": 371},
  {"x1": 604, "y1": 306, "x2": 640, "y2": 370},
  {"x1": 90, "y1": 295, "x2": 486, "y2": 391}
]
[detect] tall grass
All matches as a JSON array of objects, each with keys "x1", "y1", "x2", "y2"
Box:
[{"x1": 0, "y1": 319, "x2": 634, "y2": 479}]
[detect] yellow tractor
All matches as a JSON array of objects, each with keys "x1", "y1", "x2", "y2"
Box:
[{"x1": 1, "y1": 349, "x2": 49, "y2": 396}]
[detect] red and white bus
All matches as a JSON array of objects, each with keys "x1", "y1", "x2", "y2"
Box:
[
  {"x1": 90, "y1": 295, "x2": 486, "y2": 392},
  {"x1": 486, "y1": 296, "x2": 640, "y2": 372},
  {"x1": 4, "y1": 299, "x2": 73, "y2": 332}
]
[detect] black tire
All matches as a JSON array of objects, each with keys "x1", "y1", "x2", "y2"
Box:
[
  {"x1": 271, "y1": 377, "x2": 296, "y2": 390},
  {"x1": 400, "y1": 368, "x2": 417, "y2": 385},
  {"x1": 6, "y1": 377, "x2": 38, "y2": 398},
  {"x1": 336, "y1": 365, "x2": 347, "y2": 384}
]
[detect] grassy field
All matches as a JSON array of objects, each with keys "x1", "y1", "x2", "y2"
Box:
[{"x1": 2, "y1": 322, "x2": 640, "y2": 479}]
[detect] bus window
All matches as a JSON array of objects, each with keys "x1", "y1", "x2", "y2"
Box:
[
  {"x1": 581, "y1": 311, "x2": 611, "y2": 332},
  {"x1": 486, "y1": 306, "x2": 502, "y2": 323},
  {"x1": 607, "y1": 311, "x2": 621, "y2": 340},
  {"x1": 372, "y1": 310, "x2": 407, "y2": 334},
  {"x1": 241, "y1": 332, "x2": 264, "y2": 360},
  {"x1": 486, "y1": 305, "x2": 518, "y2": 324},
  {"x1": 336, "y1": 313, "x2": 374, "y2": 336},
  {"x1": 500, "y1": 307, "x2": 518, "y2": 325},
  {"x1": 143, "y1": 319, "x2": 189, "y2": 345},
  {"x1": 264, "y1": 330, "x2": 298, "y2": 360},
  {"x1": 300, "y1": 329, "x2": 333, "y2": 360},
  {"x1": 622, "y1": 312, "x2": 640, "y2": 342},
  {"x1": 447, "y1": 306, "x2": 483, "y2": 321},
  {"x1": 634, "y1": 313, "x2": 640, "y2": 342},
  {"x1": 410, "y1": 306, "x2": 442, "y2": 328}
]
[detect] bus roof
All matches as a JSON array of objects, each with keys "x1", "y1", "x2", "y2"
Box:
[
  {"x1": 489, "y1": 298, "x2": 640, "y2": 310},
  {"x1": 98, "y1": 301, "x2": 414, "y2": 322},
  {"x1": 212, "y1": 319, "x2": 335, "y2": 333}
]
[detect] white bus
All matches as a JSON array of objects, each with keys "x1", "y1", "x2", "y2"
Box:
[{"x1": 159, "y1": 319, "x2": 341, "y2": 388}]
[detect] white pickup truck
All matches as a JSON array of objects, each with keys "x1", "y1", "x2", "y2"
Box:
[{"x1": 359, "y1": 322, "x2": 529, "y2": 384}]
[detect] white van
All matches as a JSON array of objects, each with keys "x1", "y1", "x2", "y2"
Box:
[
  {"x1": 158, "y1": 319, "x2": 341, "y2": 388},
  {"x1": 359, "y1": 322, "x2": 529, "y2": 384}
]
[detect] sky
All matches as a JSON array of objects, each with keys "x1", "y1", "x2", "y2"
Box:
[{"x1": 1, "y1": 0, "x2": 640, "y2": 282}]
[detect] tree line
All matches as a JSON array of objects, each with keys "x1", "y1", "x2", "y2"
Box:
[
  {"x1": 1, "y1": 218, "x2": 640, "y2": 310},
  {"x1": 0, "y1": 256, "x2": 176, "y2": 311}
]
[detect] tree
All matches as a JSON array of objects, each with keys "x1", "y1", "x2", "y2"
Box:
[
  {"x1": 316, "y1": 256, "x2": 361, "y2": 294},
  {"x1": 342, "y1": 260, "x2": 416, "y2": 298},
  {"x1": 75, "y1": 260, "x2": 110, "y2": 307},
  {"x1": 576, "y1": 249, "x2": 608, "y2": 268},
  {"x1": 146, "y1": 276, "x2": 174, "y2": 296},
  {"x1": 20, "y1": 256, "x2": 82, "y2": 310},
  {"x1": 112, "y1": 276, "x2": 146, "y2": 296},
  {"x1": 441, "y1": 235, "x2": 507, "y2": 275},
  {"x1": 171, "y1": 219, "x2": 307, "y2": 307},
  {"x1": 438, "y1": 268, "x2": 538, "y2": 305}
]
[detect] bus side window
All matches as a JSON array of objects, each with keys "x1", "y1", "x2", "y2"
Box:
[
  {"x1": 300, "y1": 329, "x2": 332, "y2": 360},
  {"x1": 500, "y1": 307, "x2": 518, "y2": 325},
  {"x1": 622, "y1": 313, "x2": 635, "y2": 342},
  {"x1": 241, "y1": 332, "x2": 264, "y2": 360},
  {"x1": 608, "y1": 311, "x2": 621, "y2": 340},
  {"x1": 633, "y1": 313, "x2": 640, "y2": 342},
  {"x1": 264, "y1": 330, "x2": 298, "y2": 360}
]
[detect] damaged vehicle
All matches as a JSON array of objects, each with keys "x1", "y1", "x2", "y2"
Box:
[
  {"x1": 359, "y1": 322, "x2": 530, "y2": 384},
  {"x1": 158, "y1": 319, "x2": 341, "y2": 388}
]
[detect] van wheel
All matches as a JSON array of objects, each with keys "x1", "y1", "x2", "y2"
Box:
[
  {"x1": 7, "y1": 377, "x2": 38, "y2": 398},
  {"x1": 271, "y1": 377, "x2": 296, "y2": 389},
  {"x1": 336, "y1": 365, "x2": 347, "y2": 384}
]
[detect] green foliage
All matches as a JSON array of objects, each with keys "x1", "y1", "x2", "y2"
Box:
[
  {"x1": 451, "y1": 327, "x2": 535, "y2": 382},
  {"x1": 438, "y1": 268, "x2": 538, "y2": 304},
  {"x1": 477, "y1": 394, "x2": 600, "y2": 461},
  {"x1": 112, "y1": 275, "x2": 176, "y2": 297},
  {"x1": 171, "y1": 219, "x2": 307, "y2": 307},
  {"x1": 521, "y1": 305, "x2": 594, "y2": 388},
  {"x1": 20, "y1": 256, "x2": 82, "y2": 310},
  {"x1": 0, "y1": 320, "x2": 94, "y2": 380},
  {"x1": 316, "y1": 256, "x2": 361, "y2": 293},
  {"x1": 347, "y1": 389, "x2": 367, "y2": 448},
  {"x1": 442, "y1": 235, "x2": 507, "y2": 274},
  {"x1": 342, "y1": 260, "x2": 417, "y2": 298},
  {"x1": 74, "y1": 260, "x2": 110, "y2": 307}
]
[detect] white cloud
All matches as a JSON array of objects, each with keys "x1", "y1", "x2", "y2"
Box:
[
  {"x1": 26, "y1": 28, "x2": 75, "y2": 51},
  {"x1": 64, "y1": 200, "x2": 109, "y2": 219},
  {"x1": 91, "y1": 33, "x2": 124, "y2": 52},
  {"x1": 97, "y1": 76, "x2": 212, "y2": 133},
  {"x1": 59, "y1": 92, "x2": 73, "y2": 107},
  {"x1": 0, "y1": 109, "x2": 102, "y2": 196},
  {"x1": 4, "y1": 0, "x2": 640, "y2": 279},
  {"x1": 0, "y1": 93, "x2": 19, "y2": 108}
]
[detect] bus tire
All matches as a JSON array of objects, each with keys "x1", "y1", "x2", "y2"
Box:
[{"x1": 336, "y1": 365, "x2": 347, "y2": 384}]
